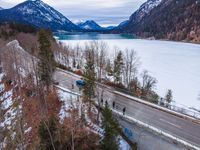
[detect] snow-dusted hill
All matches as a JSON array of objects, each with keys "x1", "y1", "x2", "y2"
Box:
[
  {"x1": 0, "y1": 0, "x2": 80, "y2": 31},
  {"x1": 129, "y1": 0, "x2": 162, "y2": 24},
  {"x1": 77, "y1": 20, "x2": 106, "y2": 31}
]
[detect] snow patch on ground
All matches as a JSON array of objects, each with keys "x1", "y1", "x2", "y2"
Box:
[
  {"x1": 0, "y1": 73, "x2": 4, "y2": 81},
  {"x1": 25, "y1": 127, "x2": 32, "y2": 134},
  {"x1": 0, "y1": 83, "x2": 4, "y2": 93},
  {"x1": 57, "y1": 89, "x2": 79, "y2": 121},
  {"x1": 57, "y1": 86, "x2": 132, "y2": 149},
  {"x1": 0, "y1": 72, "x2": 23, "y2": 147},
  {"x1": 1, "y1": 90, "x2": 13, "y2": 110},
  {"x1": 57, "y1": 87, "x2": 105, "y2": 137},
  {"x1": 0, "y1": 86, "x2": 21, "y2": 131},
  {"x1": 119, "y1": 136, "x2": 131, "y2": 150}
]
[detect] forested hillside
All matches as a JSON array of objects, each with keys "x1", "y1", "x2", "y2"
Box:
[{"x1": 122, "y1": 0, "x2": 200, "y2": 43}]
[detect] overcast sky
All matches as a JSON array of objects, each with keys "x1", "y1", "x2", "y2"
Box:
[{"x1": 0, "y1": 0, "x2": 147, "y2": 26}]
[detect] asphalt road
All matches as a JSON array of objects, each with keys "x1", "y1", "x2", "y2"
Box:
[{"x1": 53, "y1": 70, "x2": 200, "y2": 148}]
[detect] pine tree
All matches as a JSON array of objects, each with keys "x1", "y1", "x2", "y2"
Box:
[
  {"x1": 105, "y1": 59, "x2": 113, "y2": 75},
  {"x1": 101, "y1": 105, "x2": 119, "y2": 150},
  {"x1": 83, "y1": 49, "x2": 96, "y2": 101},
  {"x1": 165, "y1": 89, "x2": 173, "y2": 105},
  {"x1": 39, "y1": 118, "x2": 57, "y2": 150},
  {"x1": 37, "y1": 29, "x2": 55, "y2": 89},
  {"x1": 114, "y1": 51, "x2": 123, "y2": 84}
]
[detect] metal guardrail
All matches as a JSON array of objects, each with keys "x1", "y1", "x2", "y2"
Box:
[
  {"x1": 159, "y1": 102, "x2": 200, "y2": 119},
  {"x1": 113, "y1": 86, "x2": 200, "y2": 119}
]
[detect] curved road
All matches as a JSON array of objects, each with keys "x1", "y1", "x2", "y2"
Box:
[{"x1": 54, "y1": 70, "x2": 200, "y2": 148}]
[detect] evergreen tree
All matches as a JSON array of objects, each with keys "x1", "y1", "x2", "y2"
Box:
[
  {"x1": 105, "y1": 59, "x2": 113, "y2": 75},
  {"x1": 165, "y1": 89, "x2": 173, "y2": 105},
  {"x1": 113, "y1": 51, "x2": 123, "y2": 83},
  {"x1": 39, "y1": 118, "x2": 57, "y2": 150},
  {"x1": 101, "y1": 105, "x2": 119, "y2": 150},
  {"x1": 83, "y1": 49, "x2": 96, "y2": 101},
  {"x1": 73, "y1": 57, "x2": 76, "y2": 68},
  {"x1": 37, "y1": 29, "x2": 55, "y2": 88}
]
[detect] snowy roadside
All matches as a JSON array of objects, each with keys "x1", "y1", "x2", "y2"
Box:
[{"x1": 56, "y1": 87, "x2": 132, "y2": 150}]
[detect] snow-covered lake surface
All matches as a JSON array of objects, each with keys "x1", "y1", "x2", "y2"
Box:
[{"x1": 58, "y1": 35, "x2": 200, "y2": 110}]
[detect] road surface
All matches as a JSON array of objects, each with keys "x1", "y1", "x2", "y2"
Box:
[{"x1": 53, "y1": 70, "x2": 200, "y2": 148}]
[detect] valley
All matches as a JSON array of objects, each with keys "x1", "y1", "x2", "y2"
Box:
[{"x1": 0, "y1": 0, "x2": 200, "y2": 149}]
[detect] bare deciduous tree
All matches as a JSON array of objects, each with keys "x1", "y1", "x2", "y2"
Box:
[
  {"x1": 123, "y1": 49, "x2": 140, "y2": 90},
  {"x1": 141, "y1": 70, "x2": 157, "y2": 99},
  {"x1": 95, "y1": 41, "x2": 107, "y2": 81}
]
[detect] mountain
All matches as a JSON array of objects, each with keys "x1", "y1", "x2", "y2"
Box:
[
  {"x1": 118, "y1": 0, "x2": 162, "y2": 30},
  {"x1": 0, "y1": 7, "x2": 3, "y2": 10},
  {"x1": 121, "y1": 0, "x2": 200, "y2": 43},
  {"x1": 116, "y1": 20, "x2": 129, "y2": 29},
  {"x1": 129, "y1": 0, "x2": 162, "y2": 25},
  {"x1": 77, "y1": 20, "x2": 105, "y2": 31},
  {"x1": 0, "y1": 0, "x2": 80, "y2": 32}
]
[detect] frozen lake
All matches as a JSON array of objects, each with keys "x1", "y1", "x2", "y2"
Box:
[{"x1": 57, "y1": 34, "x2": 200, "y2": 110}]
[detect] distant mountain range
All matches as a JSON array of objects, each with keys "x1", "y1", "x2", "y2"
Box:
[
  {"x1": 0, "y1": 0, "x2": 80, "y2": 32},
  {"x1": 76, "y1": 20, "x2": 106, "y2": 31},
  {"x1": 119, "y1": 0, "x2": 200, "y2": 42},
  {"x1": 0, "y1": 0, "x2": 200, "y2": 42},
  {"x1": 0, "y1": 7, "x2": 3, "y2": 10}
]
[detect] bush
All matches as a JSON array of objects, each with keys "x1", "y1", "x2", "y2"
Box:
[
  {"x1": 74, "y1": 70, "x2": 83, "y2": 76},
  {"x1": 104, "y1": 81, "x2": 125, "y2": 89},
  {"x1": 56, "y1": 63, "x2": 68, "y2": 70}
]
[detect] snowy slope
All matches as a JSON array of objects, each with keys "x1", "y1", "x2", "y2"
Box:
[
  {"x1": 129, "y1": 0, "x2": 162, "y2": 24},
  {"x1": 0, "y1": 0, "x2": 80, "y2": 31},
  {"x1": 117, "y1": 0, "x2": 162, "y2": 29}
]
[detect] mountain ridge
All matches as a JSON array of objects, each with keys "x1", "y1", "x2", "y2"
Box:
[
  {"x1": 117, "y1": 0, "x2": 162, "y2": 30},
  {"x1": 0, "y1": 0, "x2": 80, "y2": 31},
  {"x1": 120, "y1": 0, "x2": 200, "y2": 43}
]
